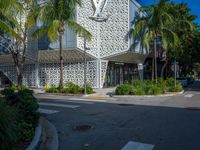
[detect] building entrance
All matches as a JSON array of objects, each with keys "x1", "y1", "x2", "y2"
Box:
[{"x1": 104, "y1": 62, "x2": 138, "y2": 87}]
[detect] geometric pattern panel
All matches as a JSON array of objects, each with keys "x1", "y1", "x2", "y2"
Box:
[
  {"x1": 0, "y1": 65, "x2": 17, "y2": 85},
  {"x1": 77, "y1": 0, "x2": 99, "y2": 58},
  {"x1": 23, "y1": 64, "x2": 36, "y2": 87},
  {"x1": 39, "y1": 60, "x2": 98, "y2": 88},
  {"x1": 77, "y1": 0, "x2": 129, "y2": 58},
  {"x1": 101, "y1": 60, "x2": 108, "y2": 88},
  {"x1": 100, "y1": 0, "x2": 129, "y2": 57},
  {"x1": 0, "y1": 64, "x2": 36, "y2": 87}
]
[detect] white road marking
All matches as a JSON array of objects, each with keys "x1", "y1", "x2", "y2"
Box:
[
  {"x1": 39, "y1": 102, "x2": 80, "y2": 108},
  {"x1": 38, "y1": 108, "x2": 59, "y2": 114},
  {"x1": 53, "y1": 99, "x2": 94, "y2": 104},
  {"x1": 184, "y1": 94, "x2": 194, "y2": 98},
  {"x1": 69, "y1": 98, "x2": 107, "y2": 102},
  {"x1": 121, "y1": 141, "x2": 154, "y2": 150}
]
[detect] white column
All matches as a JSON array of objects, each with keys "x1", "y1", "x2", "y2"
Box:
[
  {"x1": 97, "y1": 22, "x2": 102, "y2": 88},
  {"x1": 137, "y1": 63, "x2": 144, "y2": 80},
  {"x1": 35, "y1": 62, "x2": 40, "y2": 88}
]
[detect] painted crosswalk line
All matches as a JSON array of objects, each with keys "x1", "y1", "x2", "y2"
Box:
[
  {"x1": 38, "y1": 102, "x2": 80, "y2": 108},
  {"x1": 121, "y1": 141, "x2": 154, "y2": 150},
  {"x1": 38, "y1": 108, "x2": 59, "y2": 114},
  {"x1": 184, "y1": 94, "x2": 194, "y2": 98}
]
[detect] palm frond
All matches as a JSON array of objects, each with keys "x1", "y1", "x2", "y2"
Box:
[
  {"x1": 0, "y1": 20, "x2": 17, "y2": 37},
  {"x1": 67, "y1": 19, "x2": 92, "y2": 41}
]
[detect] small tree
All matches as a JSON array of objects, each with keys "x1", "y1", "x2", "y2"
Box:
[{"x1": 0, "y1": 0, "x2": 37, "y2": 86}]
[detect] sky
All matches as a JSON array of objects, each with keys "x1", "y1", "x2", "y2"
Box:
[{"x1": 137, "y1": 0, "x2": 200, "y2": 24}]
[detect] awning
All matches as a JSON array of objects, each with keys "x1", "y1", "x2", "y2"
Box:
[
  {"x1": 102, "y1": 51, "x2": 148, "y2": 63},
  {"x1": 0, "y1": 54, "x2": 36, "y2": 64},
  {"x1": 0, "y1": 54, "x2": 13, "y2": 64},
  {"x1": 39, "y1": 48, "x2": 96, "y2": 63}
]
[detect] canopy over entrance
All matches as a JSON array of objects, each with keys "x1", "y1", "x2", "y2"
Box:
[{"x1": 103, "y1": 51, "x2": 148, "y2": 64}]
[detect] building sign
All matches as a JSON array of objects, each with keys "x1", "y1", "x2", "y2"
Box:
[{"x1": 90, "y1": 0, "x2": 109, "y2": 22}]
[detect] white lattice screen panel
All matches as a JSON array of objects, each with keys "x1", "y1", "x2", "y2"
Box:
[
  {"x1": 0, "y1": 65, "x2": 17, "y2": 84},
  {"x1": 0, "y1": 64, "x2": 36, "y2": 87},
  {"x1": 77, "y1": 1, "x2": 99, "y2": 57},
  {"x1": 100, "y1": 0, "x2": 129, "y2": 57},
  {"x1": 101, "y1": 60, "x2": 108, "y2": 88},
  {"x1": 39, "y1": 61, "x2": 98, "y2": 88},
  {"x1": 77, "y1": 0, "x2": 129, "y2": 58}
]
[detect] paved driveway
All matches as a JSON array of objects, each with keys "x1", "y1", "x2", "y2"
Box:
[{"x1": 37, "y1": 81, "x2": 200, "y2": 150}]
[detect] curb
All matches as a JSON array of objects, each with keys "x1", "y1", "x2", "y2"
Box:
[
  {"x1": 46, "y1": 119, "x2": 59, "y2": 150},
  {"x1": 82, "y1": 94, "x2": 112, "y2": 99},
  {"x1": 112, "y1": 90, "x2": 185, "y2": 98},
  {"x1": 26, "y1": 119, "x2": 42, "y2": 150},
  {"x1": 39, "y1": 117, "x2": 59, "y2": 150},
  {"x1": 26, "y1": 117, "x2": 59, "y2": 150}
]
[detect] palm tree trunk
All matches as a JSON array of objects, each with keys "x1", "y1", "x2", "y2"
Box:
[
  {"x1": 161, "y1": 57, "x2": 168, "y2": 78},
  {"x1": 59, "y1": 32, "x2": 64, "y2": 88},
  {"x1": 154, "y1": 37, "x2": 157, "y2": 84},
  {"x1": 152, "y1": 57, "x2": 154, "y2": 81}
]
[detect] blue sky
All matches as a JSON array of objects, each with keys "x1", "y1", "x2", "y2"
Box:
[{"x1": 137, "y1": 0, "x2": 200, "y2": 24}]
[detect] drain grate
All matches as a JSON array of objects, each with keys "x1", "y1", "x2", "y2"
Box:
[{"x1": 73, "y1": 124, "x2": 93, "y2": 132}]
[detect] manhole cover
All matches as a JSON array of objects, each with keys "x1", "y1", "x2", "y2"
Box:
[
  {"x1": 118, "y1": 104, "x2": 134, "y2": 106},
  {"x1": 73, "y1": 125, "x2": 92, "y2": 131},
  {"x1": 185, "y1": 107, "x2": 200, "y2": 111}
]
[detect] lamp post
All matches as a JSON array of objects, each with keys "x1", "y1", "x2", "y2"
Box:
[{"x1": 83, "y1": 35, "x2": 87, "y2": 95}]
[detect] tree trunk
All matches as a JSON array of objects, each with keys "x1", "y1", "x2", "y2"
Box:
[
  {"x1": 152, "y1": 57, "x2": 155, "y2": 81},
  {"x1": 154, "y1": 38, "x2": 157, "y2": 83},
  {"x1": 16, "y1": 64, "x2": 23, "y2": 86},
  {"x1": 161, "y1": 58, "x2": 168, "y2": 78},
  {"x1": 59, "y1": 31, "x2": 64, "y2": 88}
]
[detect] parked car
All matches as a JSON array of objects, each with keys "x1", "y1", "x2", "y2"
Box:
[
  {"x1": 176, "y1": 77, "x2": 188, "y2": 87},
  {"x1": 186, "y1": 77, "x2": 194, "y2": 84}
]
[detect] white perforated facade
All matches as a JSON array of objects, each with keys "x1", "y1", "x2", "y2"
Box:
[{"x1": 0, "y1": 0, "x2": 147, "y2": 88}]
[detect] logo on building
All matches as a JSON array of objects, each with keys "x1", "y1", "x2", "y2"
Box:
[{"x1": 90, "y1": 0, "x2": 109, "y2": 22}]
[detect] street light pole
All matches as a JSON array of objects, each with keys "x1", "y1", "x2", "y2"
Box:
[{"x1": 84, "y1": 35, "x2": 87, "y2": 95}]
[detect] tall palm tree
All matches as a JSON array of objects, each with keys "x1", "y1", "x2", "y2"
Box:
[
  {"x1": 132, "y1": 0, "x2": 179, "y2": 83},
  {"x1": 160, "y1": 2, "x2": 195, "y2": 77},
  {"x1": 31, "y1": 0, "x2": 92, "y2": 88}
]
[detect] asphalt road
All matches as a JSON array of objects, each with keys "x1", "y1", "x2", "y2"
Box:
[{"x1": 38, "y1": 81, "x2": 200, "y2": 150}]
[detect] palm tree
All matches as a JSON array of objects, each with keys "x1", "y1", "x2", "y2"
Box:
[
  {"x1": 160, "y1": 2, "x2": 195, "y2": 77},
  {"x1": 0, "y1": 0, "x2": 21, "y2": 36},
  {"x1": 132, "y1": 0, "x2": 179, "y2": 83},
  {"x1": 31, "y1": 0, "x2": 92, "y2": 88}
]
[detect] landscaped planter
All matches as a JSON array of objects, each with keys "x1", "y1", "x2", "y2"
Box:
[{"x1": 115, "y1": 78, "x2": 183, "y2": 96}]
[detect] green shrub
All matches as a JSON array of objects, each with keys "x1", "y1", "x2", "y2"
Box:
[
  {"x1": 60, "y1": 88, "x2": 69, "y2": 93},
  {"x1": 2, "y1": 89, "x2": 39, "y2": 126},
  {"x1": 0, "y1": 88, "x2": 40, "y2": 149},
  {"x1": 134, "y1": 86, "x2": 146, "y2": 95},
  {"x1": 81, "y1": 84, "x2": 94, "y2": 94},
  {"x1": 115, "y1": 84, "x2": 131, "y2": 95},
  {"x1": 168, "y1": 83, "x2": 183, "y2": 92},
  {"x1": 10, "y1": 85, "x2": 28, "y2": 91},
  {"x1": 147, "y1": 85, "x2": 163, "y2": 95},
  {"x1": 165, "y1": 77, "x2": 183, "y2": 92},
  {"x1": 1, "y1": 88, "x2": 14, "y2": 97},
  {"x1": 19, "y1": 121, "x2": 34, "y2": 141},
  {"x1": 46, "y1": 87, "x2": 59, "y2": 93},
  {"x1": 66, "y1": 82, "x2": 81, "y2": 94},
  {"x1": 0, "y1": 101, "x2": 19, "y2": 150}
]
